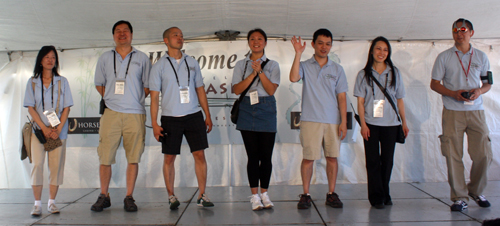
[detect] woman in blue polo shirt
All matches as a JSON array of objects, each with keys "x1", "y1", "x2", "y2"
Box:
[
  {"x1": 23, "y1": 46, "x2": 73, "y2": 216},
  {"x1": 231, "y1": 28, "x2": 280, "y2": 211},
  {"x1": 353, "y1": 36, "x2": 409, "y2": 209}
]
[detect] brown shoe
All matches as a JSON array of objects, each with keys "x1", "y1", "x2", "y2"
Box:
[
  {"x1": 297, "y1": 194, "x2": 312, "y2": 209},
  {"x1": 326, "y1": 192, "x2": 343, "y2": 208},
  {"x1": 123, "y1": 196, "x2": 137, "y2": 212}
]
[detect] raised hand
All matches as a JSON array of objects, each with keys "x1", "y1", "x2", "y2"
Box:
[{"x1": 291, "y1": 36, "x2": 306, "y2": 54}]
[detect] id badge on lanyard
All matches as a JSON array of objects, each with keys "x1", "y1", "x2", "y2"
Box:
[
  {"x1": 115, "y1": 79, "x2": 125, "y2": 95},
  {"x1": 44, "y1": 109, "x2": 61, "y2": 127},
  {"x1": 373, "y1": 99, "x2": 385, "y2": 117},
  {"x1": 180, "y1": 86, "x2": 190, "y2": 104},
  {"x1": 249, "y1": 89, "x2": 259, "y2": 105}
]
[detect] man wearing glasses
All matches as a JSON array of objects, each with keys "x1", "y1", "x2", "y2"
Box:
[{"x1": 431, "y1": 18, "x2": 492, "y2": 212}]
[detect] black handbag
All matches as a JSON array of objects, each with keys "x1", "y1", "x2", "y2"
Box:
[
  {"x1": 230, "y1": 59, "x2": 270, "y2": 124},
  {"x1": 369, "y1": 73, "x2": 405, "y2": 144}
]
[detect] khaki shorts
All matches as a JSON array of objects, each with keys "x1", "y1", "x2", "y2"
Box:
[
  {"x1": 299, "y1": 121, "x2": 340, "y2": 160},
  {"x1": 97, "y1": 108, "x2": 146, "y2": 165}
]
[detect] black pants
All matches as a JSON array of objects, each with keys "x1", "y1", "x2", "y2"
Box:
[
  {"x1": 240, "y1": 130, "x2": 276, "y2": 189},
  {"x1": 363, "y1": 123, "x2": 399, "y2": 206}
]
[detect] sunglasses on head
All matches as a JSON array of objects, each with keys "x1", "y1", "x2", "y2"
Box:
[{"x1": 453, "y1": 20, "x2": 469, "y2": 33}]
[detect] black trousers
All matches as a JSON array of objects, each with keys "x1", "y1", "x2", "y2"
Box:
[
  {"x1": 363, "y1": 123, "x2": 399, "y2": 206},
  {"x1": 240, "y1": 130, "x2": 276, "y2": 189}
]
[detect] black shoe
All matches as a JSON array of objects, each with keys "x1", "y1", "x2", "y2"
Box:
[
  {"x1": 325, "y1": 192, "x2": 343, "y2": 208},
  {"x1": 373, "y1": 203, "x2": 385, "y2": 209},
  {"x1": 450, "y1": 200, "x2": 468, "y2": 211},
  {"x1": 91, "y1": 193, "x2": 111, "y2": 212},
  {"x1": 469, "y1": 194, "x2": 491, "y2": 208},
  {"x1": 297, "y1": 194, "x2": 312, "y2": 209},
  {"x1": 384, "y1": 200, "x2": 393, "y2": 205},
  {"x1": 124, "y1": 196, "x2": 138, "y2": 212}
]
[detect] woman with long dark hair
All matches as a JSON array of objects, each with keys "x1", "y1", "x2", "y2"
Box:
[
  {"x1": 353, "y1": 37, "x2": 409, "y2": 209},
  {"x1": 231, "y1": 28, "x2": 280, "y2": 210},
  {"x1": 23, "y1": 46, "x2": 73, "y2": 216}
]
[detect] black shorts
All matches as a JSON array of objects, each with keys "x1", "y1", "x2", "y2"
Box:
[{"x1": 160, "y1": 111, "x2": 209, "y2": 155}]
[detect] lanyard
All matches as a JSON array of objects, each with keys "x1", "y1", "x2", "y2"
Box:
[
  {"x1": 241, "y1": 60, "x2": 261, "y2": 85},
  {"x1": 455, "y1": 48, "x2": 473, "y2": 82},
  {"x1": 40, "y1": 76, "x2": 54, "y2": 111},
  {"x1": 167, "y1": 57, "x2": 190, "y2": 87},
  {"x1": 113, "y1": 51, "x2": 134, "y2": 79},
  {"x1": 371, "y1": 73, "x2": 389, "y2": 97}
]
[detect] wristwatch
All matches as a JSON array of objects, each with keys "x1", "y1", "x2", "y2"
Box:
[{"x1": 258, "y1": 70, "x2": 263, "y2": 74}]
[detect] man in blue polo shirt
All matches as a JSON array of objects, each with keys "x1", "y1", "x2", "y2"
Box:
[
  {"x1": 431, "y1": 18, "x2": 493, "y2": 212},
  {"x1": 91, "y1": 20, "x2": 151, "y2": 212},
  {"x1": 150, "y1": 27, "x2": 214, "y2": 210},
  {"x1": 290, "y1": 28, "x2": 348, "y2": 209}
]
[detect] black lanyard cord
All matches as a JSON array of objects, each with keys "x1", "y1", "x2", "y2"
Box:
[
  {"x1": 167, "y1": 57, "x2": 190, "y2": 87},
  {"x1": 241, "y1": 60, "x2": 261, "y2": 86},
  {"x1": 40, "y1": 76, "x2": 54, "y2": 112},
  {"x1": 113, "y1": 51, "x2": 134, "y2": 79},
  {"x1": 371, "y1": 73, "x2": 389, "y2": 97}
]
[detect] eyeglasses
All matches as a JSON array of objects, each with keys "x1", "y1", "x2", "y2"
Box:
[{"x1": 453, "y1": 26, "x2": 468, "y2": 33}]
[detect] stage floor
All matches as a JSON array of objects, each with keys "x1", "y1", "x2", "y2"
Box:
[{"x1": 2, "y1": 182, "x2": 499, "y2": 225}]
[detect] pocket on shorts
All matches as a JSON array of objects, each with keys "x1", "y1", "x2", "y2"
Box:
[{"x1": 439, "y1": 135, "x2": 451, "y2": 157}]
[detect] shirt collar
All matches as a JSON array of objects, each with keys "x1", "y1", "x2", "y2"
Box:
[
  {"x1": 112, "y1": 47, "x2": 137, "y2": 56},
  {"x1": 371, "y1": 65, "x2": 392, "y2": 75},
  {"x1": 165, "y1": 51, "x2": 187, "y2": 61},
  {"x1": 32, "y1": 74, "x2": 61, "y2": 87},
  {"x1": 452, "y1": 44, "x2": 473, "y2": 55},
  {"x1": 308, "y1": 55, "x2": 333, "y2": 66},
  {"x1": 245, "y1": 53, "x2": 267, "y2": 62}
]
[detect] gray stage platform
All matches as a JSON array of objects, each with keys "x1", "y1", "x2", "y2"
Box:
[{"x1": 1, "y1": 182, "x2": 499, "y2": 225}]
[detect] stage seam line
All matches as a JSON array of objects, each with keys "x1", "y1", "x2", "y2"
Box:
[
  {"x1": 406, "y1": 182, "x2": 482, "y2": 224},
  {"x1": 174, "y1": 188, "x2": 199, "y2": 226},
  {"x1": 31, "y1": 188, "x2": 99, "y2": 226}
]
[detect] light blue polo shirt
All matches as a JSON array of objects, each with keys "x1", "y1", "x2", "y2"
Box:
[
  {"x1": 23, "y1": 75, "x2": 74, "y2": 139},
  {"x1": 94, "y1": 47, "x2": 151, "y2": 115},
  {"x1": 231, "y1": 54, "x2": 280, "y2": 97},
  {"x1": 432, "y1": 45, "x2": 490, "y2": 111},
  {"x1": 298, "y1": 56, "x2": 349, "y2": 124},
  {"x1": 149, "y1": 52, "x2": 204, "y2": 116},
  {"x1": 353, "y1": 66, "x2": 405, "y2": 126}
]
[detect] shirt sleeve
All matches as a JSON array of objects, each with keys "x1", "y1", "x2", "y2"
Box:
[
  {"x1": 299, "y1": 62, "x2": 305, "y2": 80},
  {"x1": 481, "y1": 53, "x2": 490, "y2": 77},
  {"x1": 335, "y1": 66, "x2": 349, "y2": 94},
  {"x1": 94, "y1": 54, "x2": 107, "y2": 87},
  {"x1": 395, "y1": 68, "x2": 406, "y2": 99},
  {"x1": 148, "y1": 59, "x2": 163, "y2": 92},
  {"x1": 23, "y1": 78, "x2": 36, "y2": 108},
  {"x1": 62, "y1": 77, "x2": 74, "y2": 108},
  {"x1": 353, "y1": 70, "x2": 367, "y2": 98},
  {"x1": 194, "y1": 59, "x2": 204, "y2": 88},
  {"x1": 231, "y1": 60, "x2": 245, "y2": 85},
  {"x1": 431, "y1": 52, "x2": 446, "y2": 81},
  {"x1": 142, "y1": 55, "x2": 152, "y2": 89},
  {"x1": 268, "y1": 61, "x2": 281, "y2": 85}
]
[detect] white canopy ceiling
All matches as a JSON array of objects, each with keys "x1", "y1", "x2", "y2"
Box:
[{"x1": 1, "y1": 0, "x2": 500, "y2": 51}]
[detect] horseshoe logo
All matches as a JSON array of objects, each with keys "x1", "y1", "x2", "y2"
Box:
[{"x1": 68, "y1": 118, "x2": 77, "y2": 132}]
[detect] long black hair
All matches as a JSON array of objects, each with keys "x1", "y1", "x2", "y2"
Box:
[
  {"x1": 363, "y1": 36, "x2": 396, "y2": 87},
  {"x1": 33, "y1": 45, "x2": 60, "y2": 78}
]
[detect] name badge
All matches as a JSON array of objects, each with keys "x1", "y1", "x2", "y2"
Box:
[
  {"x1": 180, "y1": 86, "x2": 190, "y2": 104},
  {"x1": 115, "y1": 80, "x2": 125, "y2": 95},
  {"x1": 44, "y1": 109, "x2": 60, "y2": 127},
  {"x1": 249, "y1": 89, "x2": 259, "y2": 105},
  {"x1": 373, "y1": 99, "x2": 385, "y2": 117},
  {"x1": 464, "y1": 100, "x2": 474, "y2": 105}
]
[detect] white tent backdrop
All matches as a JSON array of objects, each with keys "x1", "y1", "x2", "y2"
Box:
[{"x1": 0, "y1": 39, "x2": 499, "y2": 189}]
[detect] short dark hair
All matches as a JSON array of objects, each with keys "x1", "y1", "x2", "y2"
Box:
[
  {"x1": 33, "y1": 46, "x2": 60, "y2": 78},
  {"x1": 163, "y1": 27, "x2": 180, "y2": 39},
  {"x1": 453, "y1": 18, "x2": 473, "y2": 31},
  {"x1": 247, "y1": 28, "x2": 267, "y2": 42},
  {"x1": 112, "y1": 20, "x2": 133, "y2": 34},
  {"x1": 313, "y1": 28, "x2": 332, "y2": 43}
]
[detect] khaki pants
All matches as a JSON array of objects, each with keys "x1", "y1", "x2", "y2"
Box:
[
  {"x1": 31, "y1": 134, "x2": 67, "y2": 186},
  {"x1": 440, "y1": 108, "x2": 492, "y2": 202}
]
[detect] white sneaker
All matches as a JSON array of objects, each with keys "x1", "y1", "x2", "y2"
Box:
[
  {"x1": 48, "y1": 203, "x2": 60, "y2": 214},
  {"x1": 31, "y1": 205, "x2": 42, "y2": 216},
  {"x1": 260, "y1": 192, "x2": 274, "y2": 209},
  {"x1": 250, "y1": 194, "x2": 264, "y2": 211}
]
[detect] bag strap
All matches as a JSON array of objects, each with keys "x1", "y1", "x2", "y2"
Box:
[
  {"x1": 55, "y1": 80, "x2": 61, "y2": 117},
  {"x1": 238, "y1": 58, "x2": 270, "y2": 101},
  {"x1": 368, "y1": 73, "x2": 401, "y2": 122}
]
